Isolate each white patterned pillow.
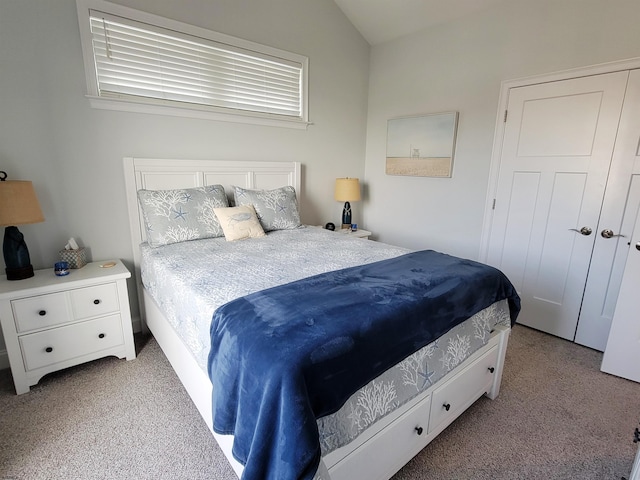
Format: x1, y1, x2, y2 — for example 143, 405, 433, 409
213, 205, 266, 241
137, 185, 228, 247
233, 186, 301, 232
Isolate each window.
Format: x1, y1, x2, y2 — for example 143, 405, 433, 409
76, 0, 309, 128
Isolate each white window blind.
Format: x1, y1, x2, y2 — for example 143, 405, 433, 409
87, 10, 304, 121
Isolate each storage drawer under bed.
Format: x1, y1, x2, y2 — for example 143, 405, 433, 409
429, 344, 499, 434
327, 335, 502, 480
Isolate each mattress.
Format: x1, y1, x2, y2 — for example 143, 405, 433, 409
140, 226, 512, 456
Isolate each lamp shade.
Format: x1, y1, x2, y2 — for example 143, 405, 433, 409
334, 178, 361, 202
0, 180, 44, 227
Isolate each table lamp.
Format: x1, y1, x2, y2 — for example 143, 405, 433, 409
334, 177, 361, 229
0, 171, 45, 280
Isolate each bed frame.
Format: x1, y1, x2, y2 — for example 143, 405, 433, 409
123, 157, 511, 480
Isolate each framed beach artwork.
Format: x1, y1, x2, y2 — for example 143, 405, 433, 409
386, 112, 458, 177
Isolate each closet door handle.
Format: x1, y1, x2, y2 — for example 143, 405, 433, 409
601, 229, 625, 239
569, 227, 592, 236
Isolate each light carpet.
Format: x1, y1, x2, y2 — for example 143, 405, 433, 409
0, 325, 638, 480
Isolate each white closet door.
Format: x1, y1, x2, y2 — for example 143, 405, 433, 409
601, 70, 640, 379
601, 175, 640, 382
486, 71, 628, 341
576, 69, 640, 350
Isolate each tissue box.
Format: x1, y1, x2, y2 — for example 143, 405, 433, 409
59, 248, 87, 269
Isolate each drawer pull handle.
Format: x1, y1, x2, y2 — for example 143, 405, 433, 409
39, 310, 47, 316
414, 426, 423, 436
93, 299, 101, 305
98, 333, 106, 339
443, 403, 451, 411
45, 347, 53, 353
488, 367, 495, 373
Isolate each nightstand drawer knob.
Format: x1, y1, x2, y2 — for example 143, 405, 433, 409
93, 299, 101, 305
38, 310, 47, 316
98, 333, 105, 339
488, 367, 495, 373
45, 347, 53, 353
443, 403, 451, 411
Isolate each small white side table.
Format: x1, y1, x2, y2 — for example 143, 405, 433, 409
0, 260, 136, 394
337, 228, 372, 240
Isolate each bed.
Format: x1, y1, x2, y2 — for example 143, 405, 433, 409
123, 157, 519, 480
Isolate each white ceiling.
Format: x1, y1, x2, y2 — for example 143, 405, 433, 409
333, 0, 506, 45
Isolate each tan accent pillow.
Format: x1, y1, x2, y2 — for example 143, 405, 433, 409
213, 205, 266, 241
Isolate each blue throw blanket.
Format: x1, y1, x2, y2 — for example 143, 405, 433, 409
208, 250, 520, 480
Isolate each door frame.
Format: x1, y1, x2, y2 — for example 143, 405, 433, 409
479, 56, 640, 262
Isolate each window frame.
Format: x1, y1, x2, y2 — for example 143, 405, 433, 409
76, 0, 310, 129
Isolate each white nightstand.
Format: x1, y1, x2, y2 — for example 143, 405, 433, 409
337, 228, 372, 240
0, 260, 136, 394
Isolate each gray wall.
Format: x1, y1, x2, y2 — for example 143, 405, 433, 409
0, 0, 370, 359
4, 0, 640, 365
363, 0, 640, 259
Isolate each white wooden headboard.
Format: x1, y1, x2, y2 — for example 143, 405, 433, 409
123, 157, 301, 325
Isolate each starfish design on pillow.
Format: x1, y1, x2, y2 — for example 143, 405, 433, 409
173, 206, 188, 221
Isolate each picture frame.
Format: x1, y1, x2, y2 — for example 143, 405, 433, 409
386, 112, 458, 177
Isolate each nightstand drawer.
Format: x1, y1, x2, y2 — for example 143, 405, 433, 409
19, 314, 125, 371
70, 283, 119, 320
12, 292, 70, 333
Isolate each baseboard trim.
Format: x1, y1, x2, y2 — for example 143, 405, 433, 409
132, 314, 142, 334
0, 348, 8, 371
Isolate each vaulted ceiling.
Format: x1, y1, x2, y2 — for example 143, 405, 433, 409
333, 0, 506, 45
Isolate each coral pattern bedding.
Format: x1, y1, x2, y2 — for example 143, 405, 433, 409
209, 250, 519, 480
140, 226, 518, 480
